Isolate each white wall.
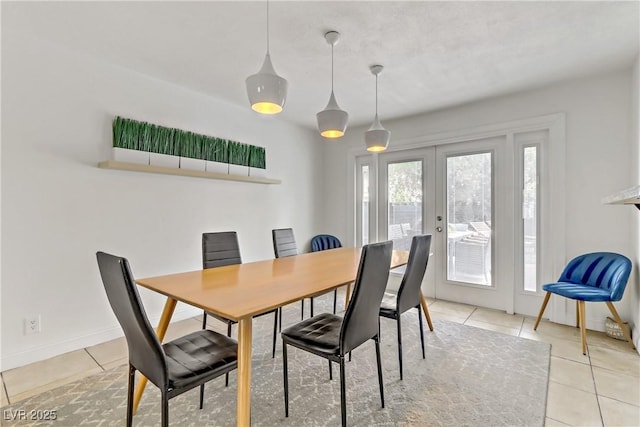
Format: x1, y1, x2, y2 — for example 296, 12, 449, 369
323, 68, 637, 330
631, 55, 640, 350
0, 29, 325, 371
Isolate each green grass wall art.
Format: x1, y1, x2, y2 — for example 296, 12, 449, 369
112, 116, 266, 170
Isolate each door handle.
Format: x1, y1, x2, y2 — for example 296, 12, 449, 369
436, 226, 443, 232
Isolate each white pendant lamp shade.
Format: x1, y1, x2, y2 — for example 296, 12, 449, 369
365, 65, 390, 152
365, 114, 390, 152
317, 91, 349, 138
317, 31, 348, 139
246, 0, 287, 115
246, 53, 288, 114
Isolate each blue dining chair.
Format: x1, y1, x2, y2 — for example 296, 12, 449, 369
534, 252, 635, 355
311, 234, 343, 314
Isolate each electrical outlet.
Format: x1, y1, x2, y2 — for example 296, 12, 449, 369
24, 315, 41, 334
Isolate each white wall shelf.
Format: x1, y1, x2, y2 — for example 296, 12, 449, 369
602, 185, 640, 209
98, 160, 281, 184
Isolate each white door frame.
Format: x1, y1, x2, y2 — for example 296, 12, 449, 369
347, 113, 566, 319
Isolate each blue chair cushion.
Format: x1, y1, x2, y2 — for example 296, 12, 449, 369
553, 252, 632, 302
542, 282, 615, 302
311, 234, 342, 252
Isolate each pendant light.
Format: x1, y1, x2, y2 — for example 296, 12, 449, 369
246, 0, 288, 115
317, 31, 349, 138
365, 65, 390, 152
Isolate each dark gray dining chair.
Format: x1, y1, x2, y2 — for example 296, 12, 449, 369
281, 240, 393, 427
202, 232, 278, 375
96, 252, 237, 427
379, 234, 432, 380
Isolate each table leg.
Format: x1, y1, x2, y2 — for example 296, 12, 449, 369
344, 283, 352, 308
237, 317, 253, 427
133, 297, 177, 414
419, 291, 434, 331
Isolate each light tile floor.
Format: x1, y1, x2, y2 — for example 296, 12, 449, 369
1, 299, 639, 426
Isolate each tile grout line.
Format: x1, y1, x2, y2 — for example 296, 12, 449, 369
1, 372, 10, 406
517, 316, 525, 337
84, 348, 106, 372
586, 345, 606, 426
463, 307, 477, 324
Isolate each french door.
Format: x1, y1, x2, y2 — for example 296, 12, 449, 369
433, 137, 512, 310
355, 132, 547, 315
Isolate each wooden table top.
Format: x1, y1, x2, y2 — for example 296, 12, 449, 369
136, 247, 409, 321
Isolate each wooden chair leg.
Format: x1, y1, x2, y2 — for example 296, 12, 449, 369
606, 301, 636, 349
576, 300, 580, 328
578, 300, 587, 355
534, 292, 551, 330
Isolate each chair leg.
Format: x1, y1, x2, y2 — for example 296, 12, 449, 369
397, 315, 403, 380
279, 307, 283, 332
126, 364, 135, 427
199, 384, 204, 409
578, 300, 587, 355
328, 360, 333, 380
283, 343, 289, 417
225, 321, 232, 387
272, 311, 278, 358
301, 300, 304, 320
374, 337, 385, 409
202, 311, 208, 329
339, 356, 347, 427
161, 390, 169, 427
310, 297, 314, 317
576, 300, 580, 328
533, 292, 551, 330
418, 306, 425, 359
606, 301, 636, 349
333, 289, 337, 314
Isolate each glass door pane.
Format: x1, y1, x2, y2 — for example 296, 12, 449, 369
387, 161, 423, 251
523, 146, 538, 292
446, 152, 492, 285
362, 165, 370, 245
356, 156, 374, 247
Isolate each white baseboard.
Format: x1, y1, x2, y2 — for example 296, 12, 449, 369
0, 306, 201, 372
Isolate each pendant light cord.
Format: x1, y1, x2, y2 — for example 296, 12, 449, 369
331, 43, 335, 92
375, 74, 379, 115
266, 0, 270, 53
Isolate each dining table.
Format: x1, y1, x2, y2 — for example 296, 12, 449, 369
132, 246, 431, 426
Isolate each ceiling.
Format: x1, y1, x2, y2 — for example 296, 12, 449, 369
4, 1, 639, 131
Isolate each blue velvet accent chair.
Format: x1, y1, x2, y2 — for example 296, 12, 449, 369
311, 234, 342, 252
311, 234, 344, 314
534, 252, 635, 355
